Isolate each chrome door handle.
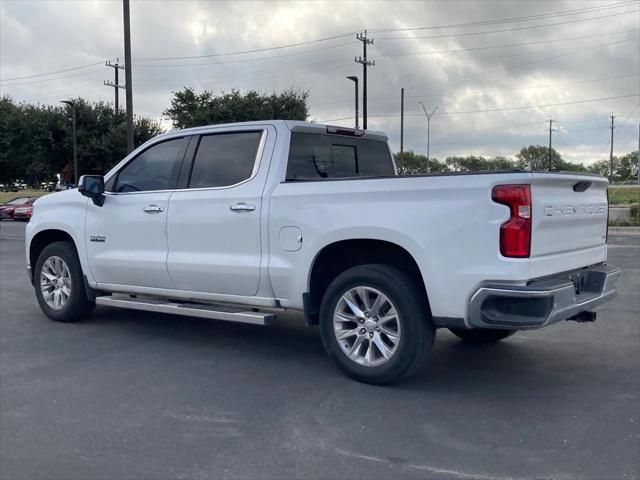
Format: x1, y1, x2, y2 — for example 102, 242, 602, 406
143, 205, 164, 213
230, 203, 256, 212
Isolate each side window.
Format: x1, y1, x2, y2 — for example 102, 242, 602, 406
286, 133, 394, 180
114, 138, 185, 193
188, 132, 262, 188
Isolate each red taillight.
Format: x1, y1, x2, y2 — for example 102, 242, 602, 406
492, 184, 531, 258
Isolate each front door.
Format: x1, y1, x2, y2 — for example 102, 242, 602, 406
167, 128, 272, 296
86, 137, 187, 289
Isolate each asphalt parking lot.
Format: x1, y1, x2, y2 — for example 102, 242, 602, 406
1, 221, 638, 480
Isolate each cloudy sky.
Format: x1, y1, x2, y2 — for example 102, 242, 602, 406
1, 0, 639, 165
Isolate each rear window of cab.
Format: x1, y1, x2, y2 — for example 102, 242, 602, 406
286, 133, 395, 181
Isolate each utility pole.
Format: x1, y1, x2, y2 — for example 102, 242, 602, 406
400, 88, 404, 174
104, 59, 125, 112
346, 76, 359, 129
60, 100, 78, 184
609, 113, 615, 181
123, 0, 134, 153
546, 117, 556, 171
418, 102, 438, 173
355, 31, 374, 130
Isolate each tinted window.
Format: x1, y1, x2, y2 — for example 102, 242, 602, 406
286, 133, 394, 180
115, 138, 185, 193
189, 132, 262, 188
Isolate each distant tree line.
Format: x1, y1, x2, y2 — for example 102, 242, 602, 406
164, 88, 308, 129
0, 97, 162, 185
395, 146, 639, 182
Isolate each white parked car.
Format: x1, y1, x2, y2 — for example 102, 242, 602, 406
25, 121, 620, 384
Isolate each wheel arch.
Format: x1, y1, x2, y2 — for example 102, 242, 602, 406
29, 229, 78, 282
305, 238, 430, 325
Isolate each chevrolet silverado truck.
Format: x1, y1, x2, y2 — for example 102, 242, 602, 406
26, 120, 621, 384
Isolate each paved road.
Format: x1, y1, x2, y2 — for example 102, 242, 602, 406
1, 221, 638, 480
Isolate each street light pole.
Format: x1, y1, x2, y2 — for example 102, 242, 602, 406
346, 76, 359, 129
61, 100, 78, 184
123, 0, 134, 153
418, 102, 438, 173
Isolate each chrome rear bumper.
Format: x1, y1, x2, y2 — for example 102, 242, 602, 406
468, 264, 621, 330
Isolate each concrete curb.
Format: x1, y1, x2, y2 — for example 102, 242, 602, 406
609, 227, 640, 235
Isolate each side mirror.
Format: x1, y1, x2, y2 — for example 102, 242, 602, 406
78, 175, 105, 206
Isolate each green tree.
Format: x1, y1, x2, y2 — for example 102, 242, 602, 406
0, 96, 162, 185
615, 151, 639, 182
446, 155, 490, 172
588, 152, 640, 181
164, 88, 309, 128
516, 145, 563, 170
394, 150, 447, 174
491, 156, 517, 170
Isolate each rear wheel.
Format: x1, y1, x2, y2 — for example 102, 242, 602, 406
449, 328, 515, 344
319, 264, 435, 385
34, 241, 95, 322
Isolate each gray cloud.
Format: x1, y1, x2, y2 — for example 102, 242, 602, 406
1, 0, 638, 164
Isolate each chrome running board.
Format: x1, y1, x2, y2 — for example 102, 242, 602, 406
95, 295, 276, 326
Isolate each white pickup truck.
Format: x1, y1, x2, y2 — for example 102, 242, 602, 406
26, 120, 621, 384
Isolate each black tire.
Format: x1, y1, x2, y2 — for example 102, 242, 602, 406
448, 328, 515, 344
34, 241, 95, 322
319, 264, 435, 385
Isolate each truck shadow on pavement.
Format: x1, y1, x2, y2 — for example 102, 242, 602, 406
82, 305, 590, 394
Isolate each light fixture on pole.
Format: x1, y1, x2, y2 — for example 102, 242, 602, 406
418, 102, 438, 173
60, 100, 78, 185
346, 76, 359, 129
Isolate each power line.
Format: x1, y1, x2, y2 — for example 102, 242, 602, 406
0, 61, 106, 82
9, 85, 107, 103
416, 119, 638, 149
10, 35, 602, 88
133, 32, 358, 62
0, 68, 105, 87
376, 29, 638, 62
2, 3, 635, 83
376, 8, 639, 41
320, 93, 639, 123
370, 1, 636, 33
131, 41, 357, 68
132, 60, 354, 88
134, 2, 636, 62
405, 37, 636, 90
313, 73, 639, 108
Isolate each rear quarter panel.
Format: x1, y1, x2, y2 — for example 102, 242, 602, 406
268, 173, 534, 319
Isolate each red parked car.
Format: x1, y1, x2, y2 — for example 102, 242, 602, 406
13, 205, 34, 221
0, 197, 36, 220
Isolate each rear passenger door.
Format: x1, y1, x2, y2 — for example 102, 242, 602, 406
166, 127, 273, 296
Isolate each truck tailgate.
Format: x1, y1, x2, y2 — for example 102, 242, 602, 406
529, 173, 609, 276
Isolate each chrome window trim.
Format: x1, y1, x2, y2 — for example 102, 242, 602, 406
104, 129, 267, 196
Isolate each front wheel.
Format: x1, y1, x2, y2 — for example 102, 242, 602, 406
319, 264, 435, 385
34, 241, 95, 322
448, 328, 515, 344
